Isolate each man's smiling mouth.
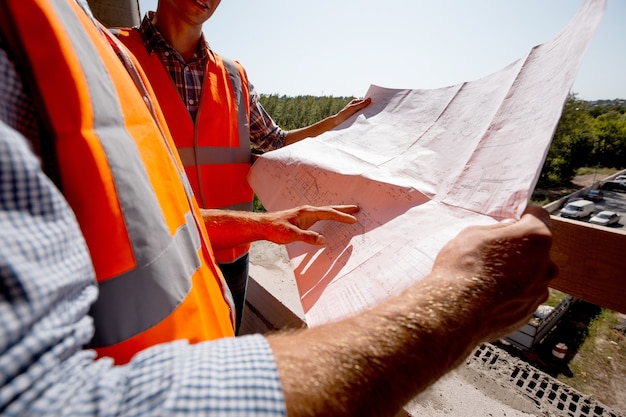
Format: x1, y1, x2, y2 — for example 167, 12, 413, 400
194, 0, 209, 10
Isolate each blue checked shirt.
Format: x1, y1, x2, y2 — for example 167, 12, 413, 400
0, 39, 285, 416
138, 12, 287, 152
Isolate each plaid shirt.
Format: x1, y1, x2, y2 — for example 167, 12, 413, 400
1, 32, 285, 416
138, 13, 287, 152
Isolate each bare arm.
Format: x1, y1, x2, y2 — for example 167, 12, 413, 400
284, 98, 372, 145
201, 204, 359, 251
267, 206, 556, 417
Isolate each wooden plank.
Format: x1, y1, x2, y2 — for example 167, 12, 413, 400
549, 215, 626, 314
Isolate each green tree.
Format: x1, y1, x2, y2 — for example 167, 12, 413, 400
590, 110, 626, 169
538, 94, 595, 186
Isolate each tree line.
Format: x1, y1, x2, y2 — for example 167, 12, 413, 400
539, 95, 626, 187
259, 93, 626, 188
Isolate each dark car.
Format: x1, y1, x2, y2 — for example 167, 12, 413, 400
600, 180, 626, 192
565, 196, 583, 204
584, 189, 604, 202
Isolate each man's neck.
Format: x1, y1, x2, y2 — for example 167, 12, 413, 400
151, 12, 203, 62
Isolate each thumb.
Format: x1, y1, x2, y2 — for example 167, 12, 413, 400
296, 229, 326, 245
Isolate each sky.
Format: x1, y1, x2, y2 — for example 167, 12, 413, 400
138, 0, 626, 101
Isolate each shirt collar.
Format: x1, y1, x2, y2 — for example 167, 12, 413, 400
138, 11, 209, 63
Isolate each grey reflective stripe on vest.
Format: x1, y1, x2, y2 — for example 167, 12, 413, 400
51, 0, 199, 347
89, 213, 201, 346
222, 57, 250, 152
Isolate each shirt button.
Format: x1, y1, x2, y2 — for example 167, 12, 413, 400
189, 99, 195, 105
164, 51, 169, 57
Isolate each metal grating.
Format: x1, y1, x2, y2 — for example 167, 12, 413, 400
469, 344, 623, 417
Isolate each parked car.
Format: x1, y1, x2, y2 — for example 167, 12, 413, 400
588, 210, 621, 226
600, 180, 626, 192
615, 175, 626, 181
584, 189, 604, 202
560, 200, 595, 219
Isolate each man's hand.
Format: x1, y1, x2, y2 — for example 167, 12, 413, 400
428, 205, 558, 343
334, 97, 372, 125
260, 204, 359, 245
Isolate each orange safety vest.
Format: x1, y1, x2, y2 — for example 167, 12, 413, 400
2, 0, 235, 365
118, 29, 253, 264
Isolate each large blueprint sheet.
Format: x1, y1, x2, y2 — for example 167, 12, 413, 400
248, 0, 606, 327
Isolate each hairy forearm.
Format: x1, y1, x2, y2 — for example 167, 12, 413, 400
201, 209, 268, 250
267, 277, 483, 417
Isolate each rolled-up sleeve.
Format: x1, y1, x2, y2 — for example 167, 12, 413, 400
119, 336, 285, 416
19, 337, 286, 416
248, 84, 287, 153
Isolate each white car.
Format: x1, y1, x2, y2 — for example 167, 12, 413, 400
588, 210, 621, 226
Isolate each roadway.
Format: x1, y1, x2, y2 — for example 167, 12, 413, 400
549, 178, 626, 228
560, 189, 626, 228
